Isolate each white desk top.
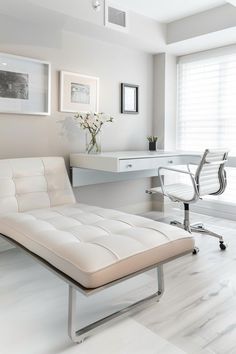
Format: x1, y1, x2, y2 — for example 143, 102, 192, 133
70, 150, 236, 186
71, 150, 200, 160
70, 150, 201, 173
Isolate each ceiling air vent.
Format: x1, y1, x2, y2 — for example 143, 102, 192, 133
105, 1, 128, 32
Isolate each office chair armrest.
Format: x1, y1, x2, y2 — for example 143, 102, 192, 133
158, 166, 195, 176
158, 166, 199, 202
205, 159, 228, 165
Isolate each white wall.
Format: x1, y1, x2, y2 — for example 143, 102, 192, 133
152, 53, 177, 211
153, 54, 165, 150
0, 17, 154, 213
153, 53, 177, 151
164, 54, 177, 151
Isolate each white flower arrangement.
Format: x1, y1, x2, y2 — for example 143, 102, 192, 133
75, 112, 114, 153
75, 112, 113, 131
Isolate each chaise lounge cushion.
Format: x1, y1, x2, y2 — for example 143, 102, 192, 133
0, 157, 75, 214
0, 157, 194, 289
0, 203, 194, 288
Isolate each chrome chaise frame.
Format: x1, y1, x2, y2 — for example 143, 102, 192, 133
0, 233, 192, 343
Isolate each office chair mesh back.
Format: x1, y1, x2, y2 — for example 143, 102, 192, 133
195, 149, 228, 197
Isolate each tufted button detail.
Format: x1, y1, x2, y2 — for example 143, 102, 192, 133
0, 157, 194, 289
0, 202, 194, 289
0, 157, 75, 214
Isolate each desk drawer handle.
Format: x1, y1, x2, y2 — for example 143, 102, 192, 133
127, 164, 133, 168
168, 160, 173, 164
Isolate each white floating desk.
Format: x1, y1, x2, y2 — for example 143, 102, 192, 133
70, 151, 202, 187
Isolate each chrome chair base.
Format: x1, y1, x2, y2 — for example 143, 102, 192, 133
170, 220, 227, 252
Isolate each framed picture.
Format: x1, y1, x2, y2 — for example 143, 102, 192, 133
60, 71, 99, 113
0, 53, 50, 115
121, 83, 139, 114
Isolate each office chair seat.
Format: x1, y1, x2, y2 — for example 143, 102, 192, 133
148, 184, 195, 202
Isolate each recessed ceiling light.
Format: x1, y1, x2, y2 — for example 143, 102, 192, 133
225, 0, 236, 6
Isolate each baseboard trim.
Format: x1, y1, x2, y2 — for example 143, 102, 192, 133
163, 198, 236, 221
191, 200, 236, 221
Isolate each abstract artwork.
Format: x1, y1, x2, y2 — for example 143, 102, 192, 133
0, 53, 50, 115
0, 70, 29, 100
71, 83, 90, 104
60, 71, 99, 113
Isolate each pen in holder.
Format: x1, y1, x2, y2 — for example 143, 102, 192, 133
147, 136, 158, 151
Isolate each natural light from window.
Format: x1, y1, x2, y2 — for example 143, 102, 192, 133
177, 52, 236, 204
177, 53, 236, 152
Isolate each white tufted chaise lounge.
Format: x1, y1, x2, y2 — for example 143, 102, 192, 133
0, 157, 194, 342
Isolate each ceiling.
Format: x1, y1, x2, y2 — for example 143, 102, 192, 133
0, 0, 235, 55
114, 0, 226, 23
0, 0, 228, 27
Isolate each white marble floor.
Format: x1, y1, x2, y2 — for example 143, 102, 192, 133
0, 209, 236, 354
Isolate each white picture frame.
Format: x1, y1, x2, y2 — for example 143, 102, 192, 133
60, 71, 99, 113
0, 53, 51, 115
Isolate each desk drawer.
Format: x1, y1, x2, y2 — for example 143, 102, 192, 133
119, 156, 182, 172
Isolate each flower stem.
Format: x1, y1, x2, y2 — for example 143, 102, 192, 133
87, 129, 101, 153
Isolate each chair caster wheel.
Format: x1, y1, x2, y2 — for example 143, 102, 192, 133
192, 247, 199, 255
219, 242, 227, 251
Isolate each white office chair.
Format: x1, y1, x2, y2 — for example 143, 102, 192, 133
146, 149, 229, 254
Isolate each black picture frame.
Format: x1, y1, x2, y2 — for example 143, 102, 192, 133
121, 83, 139, 114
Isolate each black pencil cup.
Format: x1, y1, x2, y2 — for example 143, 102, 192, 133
149, 142, 156, 151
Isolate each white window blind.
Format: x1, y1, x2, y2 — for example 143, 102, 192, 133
177, 51, 236, 204
177, 53, 236, 153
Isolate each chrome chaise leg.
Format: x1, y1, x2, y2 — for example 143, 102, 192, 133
68, 265, 164, 343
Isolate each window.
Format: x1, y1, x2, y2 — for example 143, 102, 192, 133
177, 51, 236, 205
177, 52, 236, 153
